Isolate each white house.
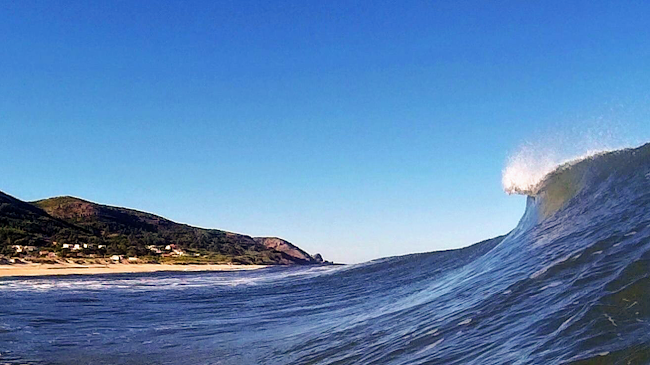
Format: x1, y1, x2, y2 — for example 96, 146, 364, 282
146, 245, 162, 254
11, 245, 36, 253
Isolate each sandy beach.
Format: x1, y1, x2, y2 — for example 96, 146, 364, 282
0, 262, 267, 278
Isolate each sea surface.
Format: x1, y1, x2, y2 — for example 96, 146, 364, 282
2, 145, 650, 364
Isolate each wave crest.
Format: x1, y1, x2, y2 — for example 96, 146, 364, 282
502, 144, 613, 195
505, 143, 650, 227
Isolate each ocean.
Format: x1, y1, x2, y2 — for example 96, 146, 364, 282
1, 144, 650, 364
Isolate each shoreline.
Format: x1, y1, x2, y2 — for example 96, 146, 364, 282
0, 263, 268, 278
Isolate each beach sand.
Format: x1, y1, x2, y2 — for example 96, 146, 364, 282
0, 263, 267, 278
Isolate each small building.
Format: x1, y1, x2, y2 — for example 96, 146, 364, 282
127, 257, 138, 262
62, 243, 71, 249
110, 255, 123, 262
72, 244, 82, 251
12, 245, 37, 253
146, 245, 162, 254
98, 245, 106, 249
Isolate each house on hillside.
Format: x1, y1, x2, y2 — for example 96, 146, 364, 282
12, 245, 37, 253
163, 244, 184, 256
146, 245, 162, 254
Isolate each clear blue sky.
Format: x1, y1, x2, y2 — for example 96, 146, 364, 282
2, 1, 650, 263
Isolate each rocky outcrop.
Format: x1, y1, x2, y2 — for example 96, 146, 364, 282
253, 237, 327, 264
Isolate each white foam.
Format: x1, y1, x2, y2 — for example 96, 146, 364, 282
501, 136, 622, 195
502, 143, 563, 194
0, 266, 340, 292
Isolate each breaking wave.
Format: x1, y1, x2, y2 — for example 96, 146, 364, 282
2, 144, 650, 364
502, 147, 612, 196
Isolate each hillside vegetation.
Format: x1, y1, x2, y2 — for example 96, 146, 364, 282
0, 191, 324, 265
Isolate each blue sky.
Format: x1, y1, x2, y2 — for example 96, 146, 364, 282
2, 1, 650, 263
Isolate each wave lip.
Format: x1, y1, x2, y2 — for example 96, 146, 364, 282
502, 155, 559, 196
506, 143, 650, 224
502, 147, 614, 196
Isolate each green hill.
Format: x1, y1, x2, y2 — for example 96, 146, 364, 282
0, 191, 323, 265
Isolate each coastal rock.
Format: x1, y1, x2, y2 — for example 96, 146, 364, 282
253, 237, 324, 264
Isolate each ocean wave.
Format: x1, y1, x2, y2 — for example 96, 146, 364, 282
2, 144, 650, 364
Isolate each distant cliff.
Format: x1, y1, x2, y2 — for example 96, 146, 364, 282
254, 237, 326, 264
0, 191, 325, 265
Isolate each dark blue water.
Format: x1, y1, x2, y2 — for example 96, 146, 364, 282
2, 145, 650, 364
